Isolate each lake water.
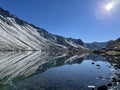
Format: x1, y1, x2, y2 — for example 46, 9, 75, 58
0, 51, 120, 90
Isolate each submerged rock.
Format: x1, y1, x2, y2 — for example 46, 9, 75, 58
112, 78, 117, 82
97, 85, 107, 90
107, 83, 112, 87
96, 64, 100, 66
91, 62, 95, 64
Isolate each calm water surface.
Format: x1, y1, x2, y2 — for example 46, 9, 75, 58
0, 51, 120, 90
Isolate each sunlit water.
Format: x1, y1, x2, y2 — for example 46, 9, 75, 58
0, 52, 120, 90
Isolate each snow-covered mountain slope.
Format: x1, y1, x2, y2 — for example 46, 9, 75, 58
0, 8, 57, 51
0, 7, 87, 51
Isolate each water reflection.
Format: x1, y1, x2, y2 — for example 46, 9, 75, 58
0, 52, 119, 90
0, 51, 87, 83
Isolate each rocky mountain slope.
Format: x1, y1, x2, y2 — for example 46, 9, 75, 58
0, 7, 87, 51
106, 38, 120, 50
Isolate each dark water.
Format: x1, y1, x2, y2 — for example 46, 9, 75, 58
0, 51, 120, 90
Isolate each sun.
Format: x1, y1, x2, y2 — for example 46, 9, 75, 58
105, 3, 114, 11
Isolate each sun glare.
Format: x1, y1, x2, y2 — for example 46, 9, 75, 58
105, 3, 114, 11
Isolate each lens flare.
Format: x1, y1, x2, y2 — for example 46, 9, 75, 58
95, 0, 119, 20
105, 3, 114, 11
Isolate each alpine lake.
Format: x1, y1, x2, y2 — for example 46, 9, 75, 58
0, 51, 120, 90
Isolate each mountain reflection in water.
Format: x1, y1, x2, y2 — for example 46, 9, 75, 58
0, 51, 120, 90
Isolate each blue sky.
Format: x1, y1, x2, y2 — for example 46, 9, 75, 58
0, 0, 120, 42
